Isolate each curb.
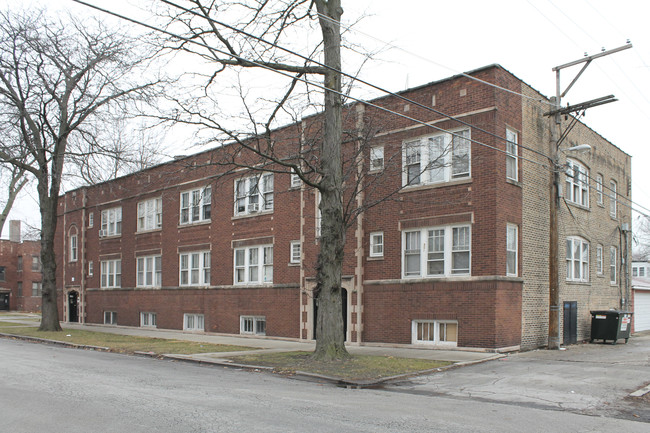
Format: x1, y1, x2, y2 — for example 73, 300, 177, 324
1, 332, 502, 388
0, 332, 110, 352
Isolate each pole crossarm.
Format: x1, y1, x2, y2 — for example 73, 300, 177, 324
544, 95, 617, 117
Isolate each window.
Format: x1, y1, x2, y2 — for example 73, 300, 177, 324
610, 246, 617, 284
140, 312, 157, 328
370, 146, 384, 172
137, 255, 162, 287
88, 212, 94, 228
100, 259, 121, 288
234, 245, 273, 285
402, 225, 471, 278
566, 237, 589, 282
32, 282, 42, 297
402, 129, 471, 187
506, 128, 518, 181
641, 267, 646, 277
290, 241, 301, 264
17, 256, 23, 271
100, 207, 122, 237
88, 261, 94, 277
184, 313, 205, 331
290, 170, 301, 188
565, 160, 588, 207
596, 245, 603, 275
369, 232, 384, 258
412, 320, 458, 346
69, 233, 78, 262
633, 267, 638, 277
31, 256, 40, 271
104, 311, 117, 325
609, 180, 617, 218
0, 266, 5, 281
179, 251, 211, 286
137, 197, 162, 231
595, 174, 603, 205
506, 224, 518, 276
240, 316, 266, 335
180, 186, 211, 225
17, 282, 22, 297
235, 174, 273, 216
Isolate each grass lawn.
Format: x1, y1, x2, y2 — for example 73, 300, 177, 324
0, 326, 257, 355
227, 351, 452, 381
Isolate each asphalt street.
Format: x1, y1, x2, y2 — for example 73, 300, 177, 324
1, 337, 648, 433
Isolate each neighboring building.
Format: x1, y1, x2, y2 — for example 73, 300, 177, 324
0, 220, 42, 312
632, 260, 650, 332
55, 65, 632, 350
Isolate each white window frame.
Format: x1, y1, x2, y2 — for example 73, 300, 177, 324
370, 146, 384, 172
234, 245, 273, 285
412, 320, 458, 346
137, 255, 162, 288
369, 231, 384, 258
234, 173, 274, 216
69, 233, 78, 262
180, 186, 211, 225
506, 224, 518, 276
88, 212, 94, 228
609, 180, 617, 218
640, 267, 646, 277
610, 246, 617, 285
138, 197, 162, 231
506, 128, 518, 181
290, 241, 301, 264
240, 315, 266, 335
104, 311, 117, 325
32, 282, 42, 297
290, 170, 301, 188
100, 207, 122, 237
88, 261, 94, 277
140, 312, 157, 328
596, 244, 603, 275
179, 251, 211, 287
565, 160, 589, 207
595, 174, 603, 205
566, 236, 589, 282
184, 313, 205, 331
100, 259, 121, 288
402, 225, 471, 278
402, 129, 471, 187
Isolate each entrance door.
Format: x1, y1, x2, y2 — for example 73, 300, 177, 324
563, 301, 577, 345
68, 291, 79, 323
0, 293, 9, 310
312, 289, 347, 341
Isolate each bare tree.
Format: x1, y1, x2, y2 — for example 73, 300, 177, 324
0, 8, 161, 331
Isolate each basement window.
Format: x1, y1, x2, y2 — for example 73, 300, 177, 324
240, 316, 266, 336
412, 320, 458, 346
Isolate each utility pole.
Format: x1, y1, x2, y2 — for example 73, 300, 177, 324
546, 43, 632, 349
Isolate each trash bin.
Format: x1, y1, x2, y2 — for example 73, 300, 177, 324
590, 310, 633, 344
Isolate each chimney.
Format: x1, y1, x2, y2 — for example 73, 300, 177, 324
9, 220, 21, 243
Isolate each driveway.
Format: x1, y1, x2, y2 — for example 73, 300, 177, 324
396, 332, 650, 421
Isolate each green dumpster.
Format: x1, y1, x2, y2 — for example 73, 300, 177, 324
590, 310, 633, 344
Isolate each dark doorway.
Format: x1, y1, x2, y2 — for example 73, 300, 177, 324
68, 291, 79, 323
0, 293, 9, 310
312, 288, 347, 341
563, 301, 577, 345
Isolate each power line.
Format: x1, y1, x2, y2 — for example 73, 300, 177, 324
72, 0, 650, 219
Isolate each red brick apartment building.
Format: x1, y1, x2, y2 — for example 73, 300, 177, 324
0, 220, 42, 312
55, 65, 631, 350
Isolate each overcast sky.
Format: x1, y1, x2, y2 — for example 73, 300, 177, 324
4, 0, 650, 238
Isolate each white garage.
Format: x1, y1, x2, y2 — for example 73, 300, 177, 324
633, 289, 650, 332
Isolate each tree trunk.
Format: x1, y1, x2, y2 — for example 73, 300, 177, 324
313, 0, 348, 360
37, 172, 61, 332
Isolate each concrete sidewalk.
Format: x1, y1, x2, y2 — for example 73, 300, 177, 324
59, 320, 501, 364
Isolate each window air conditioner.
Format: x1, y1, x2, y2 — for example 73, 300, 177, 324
248, 203, 259, 213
